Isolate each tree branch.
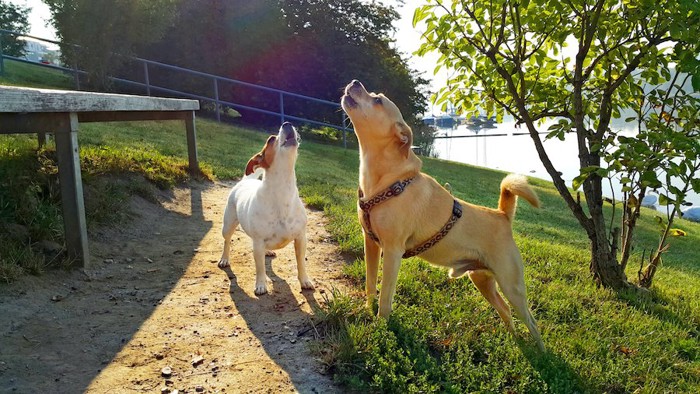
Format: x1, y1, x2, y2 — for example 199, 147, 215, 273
595, 36, 673, 139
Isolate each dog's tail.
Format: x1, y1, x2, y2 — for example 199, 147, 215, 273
498, 174, 540, 222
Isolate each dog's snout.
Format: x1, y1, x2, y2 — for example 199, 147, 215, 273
346, 79, 365, 95
350, 80, 364, 91
281, 122, 294, 132
279, 121, 299, 147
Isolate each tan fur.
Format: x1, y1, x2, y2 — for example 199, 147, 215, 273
341, 80, 544, 350
499, 174, 540, 222
245, 135, 278, 175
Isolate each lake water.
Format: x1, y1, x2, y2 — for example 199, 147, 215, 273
431, 117, 700, 208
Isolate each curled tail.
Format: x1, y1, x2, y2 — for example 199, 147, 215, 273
498, 174, 540, 222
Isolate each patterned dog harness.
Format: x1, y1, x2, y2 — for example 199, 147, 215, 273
358, 177, 463, 258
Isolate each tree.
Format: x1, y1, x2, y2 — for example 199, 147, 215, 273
609, 70, 700, 288
0, 0, 30, 57
415, 0, 700, 289
43, 0, 430, 132
138, 0, 430, 130
275, 0, 429, 127
44, 0, 179, 90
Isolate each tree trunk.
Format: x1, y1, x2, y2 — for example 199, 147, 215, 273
589, 232, 630, 289
584, 170, 631, 289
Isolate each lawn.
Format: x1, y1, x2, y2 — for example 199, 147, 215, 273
1, 61, 699, 393
0, 59, 74, 89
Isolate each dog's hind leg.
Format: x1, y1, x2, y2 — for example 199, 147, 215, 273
218, 204, 239, 268
252, 239, 269, 295
490, 249, 544, 351
294, 233, 314, 290
468, 269, 515, 334
364, 233, 381, 309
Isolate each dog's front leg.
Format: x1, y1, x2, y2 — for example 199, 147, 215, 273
252, 240, 268, 295
377, 248, 402, 318
294, 234, 314, 290
364, 233, 381, 309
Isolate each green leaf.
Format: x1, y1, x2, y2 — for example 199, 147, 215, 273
691, 178, 700, 193
412, 5, 428, 26
692, 73, 700, 91
572, 174, 587, 191
546, 123, 565, 141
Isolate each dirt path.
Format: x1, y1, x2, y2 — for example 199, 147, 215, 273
0, 181, 350, 393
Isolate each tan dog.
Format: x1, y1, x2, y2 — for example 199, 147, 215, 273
341, 80, 544, 350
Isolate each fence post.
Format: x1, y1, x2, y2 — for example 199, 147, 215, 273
279, 92, 285, 124
72, 52, 80, 90
213, 77, 220, 122
342, 112, 349, 149
0, 33, 5, 76
143, 60, 151, 96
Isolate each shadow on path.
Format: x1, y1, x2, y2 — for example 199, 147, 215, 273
222, 251, 339, 393
0, 182, 211, 393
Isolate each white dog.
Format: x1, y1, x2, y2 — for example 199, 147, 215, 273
218, 122, 314, 295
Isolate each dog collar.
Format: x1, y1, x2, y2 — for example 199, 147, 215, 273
358, 177, 462, 258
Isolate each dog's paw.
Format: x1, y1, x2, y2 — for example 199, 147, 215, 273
254, 282, 268, 296
217, 258, 230, 268
265, 250, 277, 257
299, 276, 315, 290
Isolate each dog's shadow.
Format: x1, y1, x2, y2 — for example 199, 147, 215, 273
515, 340, 588, 393
221, 255, 327, 390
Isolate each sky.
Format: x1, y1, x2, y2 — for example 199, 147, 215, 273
6, 0, 56, 40
382, 0, 446, 92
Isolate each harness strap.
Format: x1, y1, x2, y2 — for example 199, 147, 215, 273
358, 177, 463, 258
403, 200, 462, 258
358, 177, 414, 244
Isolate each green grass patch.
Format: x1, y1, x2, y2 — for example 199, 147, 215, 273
0, 59, 74, 89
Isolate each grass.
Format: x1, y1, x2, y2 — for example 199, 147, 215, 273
0, 59, 74, 89
309, 156, 700, 393
2, 61, 700, 392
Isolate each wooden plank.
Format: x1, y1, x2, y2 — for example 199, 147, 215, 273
78, 110, 188, 123
184, 110, 199, 174
54, 113, 90, 267
0, 112, 71, 134
0, 86, 199, 113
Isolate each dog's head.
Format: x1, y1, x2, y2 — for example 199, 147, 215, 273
245, 122, 300, 175
341, 80, 413, 158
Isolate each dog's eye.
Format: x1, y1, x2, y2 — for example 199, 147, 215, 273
373, 97, 382, 105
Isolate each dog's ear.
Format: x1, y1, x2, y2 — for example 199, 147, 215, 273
245, 153, 264, 175
393, 122, 413, 158
244, 136, 277, 175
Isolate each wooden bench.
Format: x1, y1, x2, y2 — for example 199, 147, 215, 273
0, 86, 200, 268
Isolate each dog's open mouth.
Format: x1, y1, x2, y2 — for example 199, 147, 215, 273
343, 94, 358, 108
281, 132, 300, 147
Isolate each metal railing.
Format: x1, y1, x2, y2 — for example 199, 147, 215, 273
0, 29, 352, 147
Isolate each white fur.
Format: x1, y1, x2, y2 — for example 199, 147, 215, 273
218, 124, 313, 295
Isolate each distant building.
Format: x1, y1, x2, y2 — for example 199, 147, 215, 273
423, 114, 464, 128
21, 39, 61, 65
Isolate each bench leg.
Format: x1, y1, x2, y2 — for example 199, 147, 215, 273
184, 110, 199, 175
38, 132, 48, 148
54, 113, 90, 268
